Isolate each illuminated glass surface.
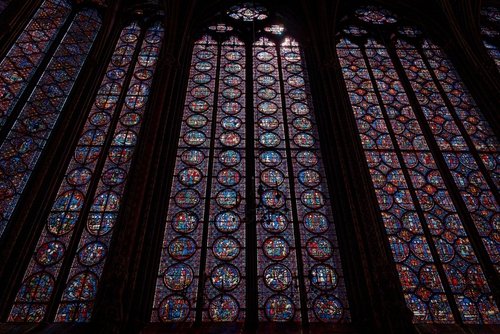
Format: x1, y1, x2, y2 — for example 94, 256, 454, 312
7, 22, 141, 322
0, 0, 71, 130
480, 6, 500, 69
153, 31, 350, 323
337, 7, 500, 324
54, 22, 164, 322
0, 8, 102, 237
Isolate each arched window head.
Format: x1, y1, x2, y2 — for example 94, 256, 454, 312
480, 6, 500, 70
152, 4, 350, 324
337, 5, 500, 325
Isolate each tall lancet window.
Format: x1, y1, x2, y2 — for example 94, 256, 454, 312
480, 6, 500, 69
152, 2, 350, 324
8, 20, 164, 323
0, 0, 102, 236
337, 6, 499, 324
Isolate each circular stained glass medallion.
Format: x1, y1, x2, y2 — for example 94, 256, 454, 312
290, 102, 309, 115
197, 50, 214, 60
175, 189, 200, 208
259, 150, 282, 167
355, 6, 398, 25
209, 295, 239, 321
195, 61, 212, 72
222, 87, 242, 99
172, 211, 198, 234
186, 114, 208, 129
256, 51, 274, 61
35, 241, 65, 266
261, 189, 285, 209
306, 237, 333, 261
181, 149, 204, 166
303, 212, 329, 234
219, 150, 241, 167
225, 63, 242, 74
216, 189, 240, 209
189, 100, 209, 113
66, 167, 92, 186
158, 295, 190, 322
258, 88, 277, 100
164, 263, 193, 291
221, 116, 242, 131
191, 86, 211, 99
220, 132, 241, 147
223, 75, 242, 86
265, 295, 295, 321
262, 212, 288, 233
310, 264, 337, 290
257, 75, 276, 86
192, 73, 211, 84
298, 169, 321, 187
261, 168, 284, 187
213, 237, 240, 261
215, 211, 241, 233
264, 264, 292, 291
289, 89, 306, 100
168, 236, 197, 261
292, 117, 312, 131
90, 112, 111, 126
296, 150, 318, 167
284, 52, 300, 62
257, 101, 278, 115
294, 133, 315, 148
287, 75, 305, 87
257, 63, 275, 74
259, 132, 280, 147
313, 295, 343, 322
183, 130, 206, 146
102, 167, 127, 186
77, 241, 107, 266
222, 101, 242, 115
263, 236, 290, 261
225, 51, 242, 61
211, 264, 240, 291
285, 63, 302, 74
258, 116, 279, 130
178, 167, 203, 186
301, 189, 325, 209
217, 168, 241, 186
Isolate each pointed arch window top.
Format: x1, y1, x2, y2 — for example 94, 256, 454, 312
355, 6, 398, 25
227, 2, 268, 21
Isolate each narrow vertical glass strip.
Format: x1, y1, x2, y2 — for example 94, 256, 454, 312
365, 41, 499, 324
151, 35, 218, 323
421, 41, 500, 187
7, 22, 140, 323
202, 37, 246, 321
254, 37, 301, 322
280, 37, 350, 323
396, 39, 500, 274
480, 7, 500, 69
337, 37, 453, 323
0, 0, 72, 129
54, 22, 164, 322
0, 8, 102, 236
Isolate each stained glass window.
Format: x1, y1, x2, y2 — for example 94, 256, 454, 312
8, 21, 164, 323
480, 6, 500, 69
153, 11, 349, 323
337, 6, 500, 324
0, 2, 101, 237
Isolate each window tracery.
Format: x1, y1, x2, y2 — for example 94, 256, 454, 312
337, 6, 500, 324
